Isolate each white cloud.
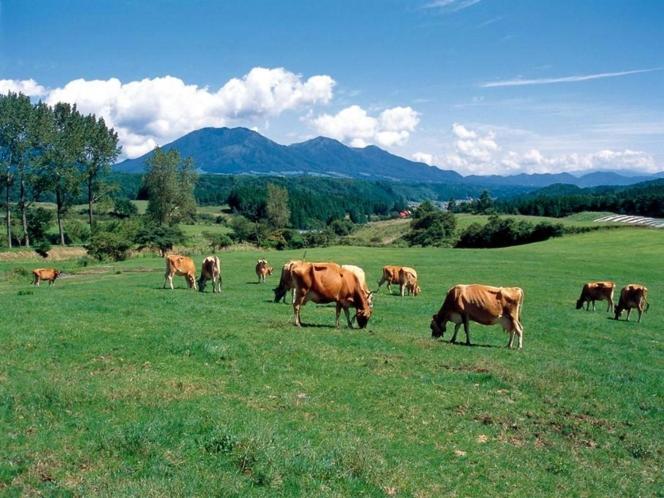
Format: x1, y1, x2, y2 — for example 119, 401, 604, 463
423, 0, 481, 13
27, 67, 335, 158
481, 67, 662, 88
0, 79, 47, 96
412, 152, 434, 165
312, 105, 420, 148
440, 123, 658, 175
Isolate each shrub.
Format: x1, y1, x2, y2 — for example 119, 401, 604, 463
26, 207, 53, 243
33, 240, 52, 258
112, 198, 139, 218
328, 218, 355, 236
456, 215, 565, 248
64, 219, 91, 244
404, 201, 456, 247
134, 223, 186, 256
203, 231, 233, 251
86, 230, 133, 261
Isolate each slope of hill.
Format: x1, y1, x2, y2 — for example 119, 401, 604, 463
114, 126, 662, 187
116, 127, 461, 183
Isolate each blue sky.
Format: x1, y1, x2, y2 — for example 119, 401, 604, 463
1, 0, 663, 174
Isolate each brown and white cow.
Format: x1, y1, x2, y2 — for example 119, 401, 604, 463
273, 260, 304, 303
198, 256, 221, 293
256, 259, 273, 283
430, 284, 525, 349
614, 284, 649, 322
377, 265, 402, 294
164, 255, 197, 290
32, 268, 61, 287
576, 281, 615, 312
291, 262, 372, 329
399, 266, 421, 297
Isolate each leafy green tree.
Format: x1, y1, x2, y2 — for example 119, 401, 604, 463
86, 221, 136, 261
404, 202, 457, 247
202, 231, 233, 250
112, 198, 139, 218
0, 92, 34, 247
473, 190, 494, 214
144, 148, 198, 225
134, 222, 186, 256
80, 114, 120, 227
35, 102, 85, 245
265, 183, 290, 228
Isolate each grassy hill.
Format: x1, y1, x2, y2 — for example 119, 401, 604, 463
0, 229, 662, 495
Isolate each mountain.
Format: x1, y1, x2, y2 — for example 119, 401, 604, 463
115, 127, 462, 183
114, 126, 661, 187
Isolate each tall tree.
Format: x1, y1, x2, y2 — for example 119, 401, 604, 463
265, 183, 290, 228
0, 93, 33, 247
144, 148, 197, 225
80, 115, 120, 227
40, 103, 85, 245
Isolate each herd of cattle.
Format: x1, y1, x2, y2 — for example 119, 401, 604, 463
29, 256, 651, 349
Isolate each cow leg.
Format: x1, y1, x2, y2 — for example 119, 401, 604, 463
637, 306, 643, 323
626, 308, 631, 321
344, 307, 353, 328
585, 300, 589, 311
387, 282, 392, 294
166, 274, 174, 290
335, 303, 342, 328
592, 300, 596, 311
463, 315, 471, 345
290, 288, 295, 305
450, 323, 461, 343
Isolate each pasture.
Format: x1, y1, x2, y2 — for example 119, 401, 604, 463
0, 228, 662, 496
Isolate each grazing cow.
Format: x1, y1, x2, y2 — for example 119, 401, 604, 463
576, 281, 615, 312
377, 265, 402, 294
430, 284, 525, 349
164, 255, 197, 290
399, 266, 421, 297
614, 284, 649, 322
32, 268, 61, 287
256, 259, 273, 283
274, 260, 304, 303
198, 256, 221, 293
341, 264, 374, 308
291, 262, 372, 329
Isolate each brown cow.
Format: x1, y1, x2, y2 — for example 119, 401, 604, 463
576, 281, 615, 312
430, 284, 525, 349
164, 255, 197, 290
399, 266, 421, 297
256, 259, 273, 283
198, 256, 221, 293
274, 260, 303, 303
614, 284, 649, 322
291, 262, 372, 329
32, 268, 61, 287
377, 265, 402, 294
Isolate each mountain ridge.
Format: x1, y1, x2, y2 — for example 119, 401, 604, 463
114, 126, 662, 188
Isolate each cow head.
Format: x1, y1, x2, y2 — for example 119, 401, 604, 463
54, 270, 62, 279
575, 298, 585, 310
613, 305, 624, 320
430, 314, 445, 338
273, 285, 287, 303
198, 276, 206, 292
413, 285, 422, 296
356, 308, 371, 329
267, 266, 273, 276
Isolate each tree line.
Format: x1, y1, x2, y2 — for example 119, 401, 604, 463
0, 92, 119, 248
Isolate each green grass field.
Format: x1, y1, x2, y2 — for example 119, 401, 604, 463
1, 228, 662, 496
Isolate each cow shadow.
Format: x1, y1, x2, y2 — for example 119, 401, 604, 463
442, 340, 497, 348
296, 323, 340, 329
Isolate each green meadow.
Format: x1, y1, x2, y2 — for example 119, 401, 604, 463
0, 228, 662, 496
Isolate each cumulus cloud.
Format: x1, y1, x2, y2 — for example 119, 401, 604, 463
312, 105, 420, 148
2, 68, 335, 158
412, 152, 434, 165
0, 79, 47, 97
430, 123, 659, 175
